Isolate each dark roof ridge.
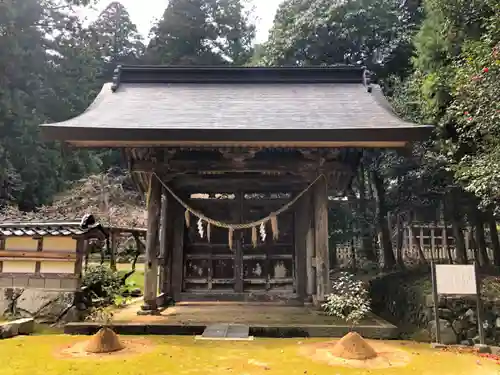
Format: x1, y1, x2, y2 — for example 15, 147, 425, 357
110, 64, 369, 91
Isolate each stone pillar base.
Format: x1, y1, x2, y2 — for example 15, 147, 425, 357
137, 308, 161, 316
137, 300, 160, 315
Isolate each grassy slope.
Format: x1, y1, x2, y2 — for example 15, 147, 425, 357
2, 336, 497, 375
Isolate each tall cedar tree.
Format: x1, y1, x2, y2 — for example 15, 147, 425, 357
146, 0, 255, 65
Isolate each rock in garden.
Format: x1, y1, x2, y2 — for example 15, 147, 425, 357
438, 308, 454, 320
466, 328, 478, 339
15, 318, 35, 335
460, 339, 473, 346
452, 318, 469, 333
60, 306, 82, 323
16, 290, 74, 323
0, 291, 10, 317
428, 319, 457, 345
0, 322, 19, 339
464, 309, 476, 323
130, 288, 142, 297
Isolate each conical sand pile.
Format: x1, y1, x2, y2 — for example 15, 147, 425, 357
85, 327, 125, 354
330, 332, 378, 360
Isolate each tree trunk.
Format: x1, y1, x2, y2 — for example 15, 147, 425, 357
488, 212, 500, 267
357, 163, 377, 262
120, 234, 144, 285
447, 193, 467, 264
395, 214, 405, 268
410, 220, 427, 264
109, 232, 117, 272
371, 170, 396, 269
473, 210, 489, 268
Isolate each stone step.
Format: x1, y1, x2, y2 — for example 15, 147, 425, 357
196, 324, 253, 341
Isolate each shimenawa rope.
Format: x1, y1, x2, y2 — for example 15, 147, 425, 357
151, 172, 325, 230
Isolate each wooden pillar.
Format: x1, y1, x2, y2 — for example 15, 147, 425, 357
74, 238, 85, 290
171, 201, 185, 301
158, 192, 168, 296
294, 193, 309, 301
140, 174, 162, 314
162, 192, 175, 296
234, 192, 243, 293
306, 191, 316, 299
313, 177, 330, 304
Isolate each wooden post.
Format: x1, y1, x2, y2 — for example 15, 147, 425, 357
163, 192, 175, 296
306, 210, 316, 299
313, 176, 330, 304
431, 227, 436, 262
171, 201, 185, 301
159, 192, 168, 296
430, 261, 441, 344
474, 261, 486, 345
110, 231, 117, 272
140, 174, 162, 314
294, 193, 309, 301
420, 226, 425, 258
74, 239, 85, 290
234, 192, 244, 293
409, 226, 414, 253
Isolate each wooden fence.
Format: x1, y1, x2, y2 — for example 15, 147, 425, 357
334, 223, 497, 268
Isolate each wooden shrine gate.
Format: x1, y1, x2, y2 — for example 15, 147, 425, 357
182, 193, 296, 300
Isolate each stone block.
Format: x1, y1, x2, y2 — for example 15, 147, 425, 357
44, 278, 61, 289
428, 319, 457, 345
475, 344, 492, 353
0, 277, 13, 287
0, 321, 19, 339
28, 278, 45, 288
15, 318, 35, 335
12, 277, 29, 288
60, 278, 77, 290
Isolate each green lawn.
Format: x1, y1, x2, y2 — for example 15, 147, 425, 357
1, 335, 498, 375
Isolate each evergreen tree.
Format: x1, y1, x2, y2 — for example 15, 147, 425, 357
146, 0, 255, 65
91, 1, 145, 79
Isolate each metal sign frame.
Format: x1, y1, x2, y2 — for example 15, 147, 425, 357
430, 261, 485, 345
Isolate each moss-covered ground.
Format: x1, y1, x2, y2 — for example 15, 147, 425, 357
1, 335, 498, 375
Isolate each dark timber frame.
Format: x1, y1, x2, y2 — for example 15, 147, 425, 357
39, 65, 433, 314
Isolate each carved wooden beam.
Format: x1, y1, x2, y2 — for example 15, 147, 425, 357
130, 159, 353, 175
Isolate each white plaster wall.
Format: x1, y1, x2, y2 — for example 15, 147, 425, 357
2, 260, 36, 273
40, 261, 75, 274
42, 237, 77, 252
5, 237, 38, 251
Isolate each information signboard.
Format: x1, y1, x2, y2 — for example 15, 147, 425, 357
435, 264, 477, 295
430, 262, 484, 346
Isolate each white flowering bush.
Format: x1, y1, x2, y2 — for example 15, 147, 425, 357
322, 272, 371, 329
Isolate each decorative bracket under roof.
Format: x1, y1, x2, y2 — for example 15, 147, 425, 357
111, 65, 123, 92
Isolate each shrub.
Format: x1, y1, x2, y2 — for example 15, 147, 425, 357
85, 306, 115, 326
82, 265, 122, 304
322, 272, 371, 329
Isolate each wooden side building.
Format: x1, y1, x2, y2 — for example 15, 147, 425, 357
40, 65, 432, 313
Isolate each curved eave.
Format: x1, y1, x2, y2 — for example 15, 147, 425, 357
40, 82, 434, 149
